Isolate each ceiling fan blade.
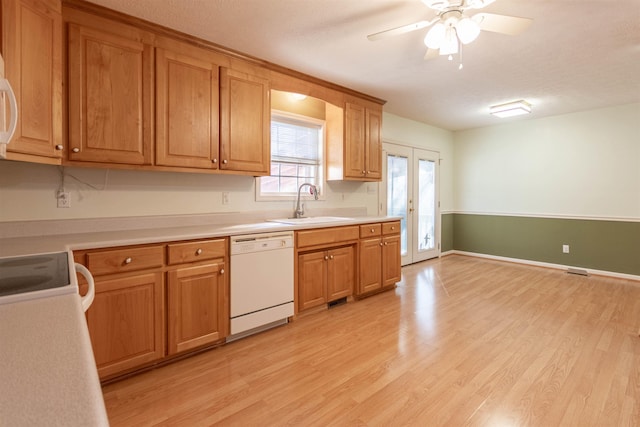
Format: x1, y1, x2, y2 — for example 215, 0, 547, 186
424, 48, 439, 60
472, 13, 532, 36
367, 18, 438, 41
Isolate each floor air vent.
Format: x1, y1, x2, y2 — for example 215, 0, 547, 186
328, 297, 347, 308
567, 267, 589, 276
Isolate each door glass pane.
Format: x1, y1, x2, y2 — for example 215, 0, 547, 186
387, 155, 408, 256
418, 159, 435, 252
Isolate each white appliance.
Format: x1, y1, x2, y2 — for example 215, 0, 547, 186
0, 53, 18, 159
0, 251, 95, 312
229, 231, 294, 339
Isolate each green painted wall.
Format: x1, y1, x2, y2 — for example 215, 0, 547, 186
441, 213, 454, 252
451, 214, 640, 276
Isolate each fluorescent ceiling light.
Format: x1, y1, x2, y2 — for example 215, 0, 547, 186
490, 100, 532, 118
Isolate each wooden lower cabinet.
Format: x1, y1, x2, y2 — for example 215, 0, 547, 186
358, 222, 401, 296
167, 262, 228, 355
382, 234, 401, 286
327, 246, 355, 301
77, 238, 229, 380
298, 245, 354, 312
86, 272, 164, 379
359, 237, 383, 294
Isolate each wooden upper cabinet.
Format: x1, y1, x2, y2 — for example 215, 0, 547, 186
1, 0, 62, 163
155, 46, 219, 169
327, 101, 383, 182
67, 22, 153, 165
344, 102, 382, 181
344, 102, 366, 179
219, 67, 270, 175
365, 107, 382, 180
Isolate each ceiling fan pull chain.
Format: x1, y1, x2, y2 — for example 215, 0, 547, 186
459, 40, 464, 70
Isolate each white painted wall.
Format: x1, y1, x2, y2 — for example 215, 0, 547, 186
453, 103, 640, 219
381, 112, 455, 212
0, 161, 381, 222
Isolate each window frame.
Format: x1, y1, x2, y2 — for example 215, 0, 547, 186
255, 110, 326, 202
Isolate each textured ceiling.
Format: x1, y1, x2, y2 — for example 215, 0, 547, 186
85, 0, 640, 131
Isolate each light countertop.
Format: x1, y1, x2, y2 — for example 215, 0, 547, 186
0, 215, 401, 257
0, 294, 109, 426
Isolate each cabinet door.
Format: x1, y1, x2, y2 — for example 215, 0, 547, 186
344, 102, 366, 179
2, 0, 62, 162
219, 67, 270, 174
365, 108, 382, 180
167, 262, 228, 355
359, 237, 382, 294
67, 23, 153, 164
382, 234, 401, 286
156, 48, 219, 169
327, 246, 354, 301
86, 272, 164, 379
298, 251, 327, 311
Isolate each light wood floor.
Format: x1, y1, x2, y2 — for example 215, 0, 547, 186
102, 255, 640, 426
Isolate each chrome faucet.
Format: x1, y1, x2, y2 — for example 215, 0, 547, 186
294, 183, 319, 218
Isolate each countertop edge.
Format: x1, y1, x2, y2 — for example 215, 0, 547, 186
0, 216, 402, 257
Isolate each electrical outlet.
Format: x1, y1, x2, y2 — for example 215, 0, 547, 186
222, 191, 229, 205
57, 191, 70, 208
562, 244, 570, 254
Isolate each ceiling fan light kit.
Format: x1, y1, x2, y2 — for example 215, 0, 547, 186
489, 100, 532, 118
455, 17, 481, 44
370, 0, 532, 67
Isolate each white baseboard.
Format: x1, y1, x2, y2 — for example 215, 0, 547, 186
448, 250, 640, 283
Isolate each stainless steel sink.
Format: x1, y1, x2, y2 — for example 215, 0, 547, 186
268, 216, 353, 225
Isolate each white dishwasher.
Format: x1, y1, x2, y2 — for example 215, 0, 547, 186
229, 231, 294, 339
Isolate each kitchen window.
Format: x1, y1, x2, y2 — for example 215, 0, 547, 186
256, 111, 324, 200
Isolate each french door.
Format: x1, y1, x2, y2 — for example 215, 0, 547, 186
383, 143, 439, 265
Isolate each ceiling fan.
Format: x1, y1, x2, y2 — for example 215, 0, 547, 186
367, 0, 532, 65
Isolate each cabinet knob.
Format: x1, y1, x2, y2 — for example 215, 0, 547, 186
362, 170, 366, 175
196, 248, 203, 255
212, 158, 217, 164
72, 147, 80, 153
223, 159, 228, 164
367, 171, 371, 174
371, 228, 375, 233
391, 226, 395, 230
384, 242, 388, 246
55, 144, 63, 150
124, 257, 132, 264
220, 268, 225, 274
324, 255, 329, 261
329, 255, 334, 260
379, 242, 383, 246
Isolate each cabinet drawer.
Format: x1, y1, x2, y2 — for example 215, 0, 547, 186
297, 226, 359, 248
359, 223, 381, 238
86, 245, 164, 276
382, 221, 401, 235
167, 239, 226, 265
